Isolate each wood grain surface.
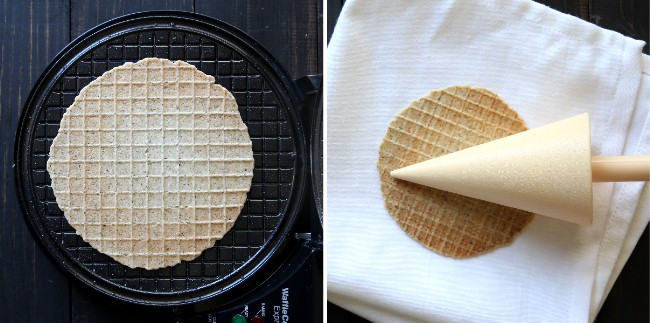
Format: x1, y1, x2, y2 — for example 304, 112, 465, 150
326, 0, 648, 322
0, 1, 321, 322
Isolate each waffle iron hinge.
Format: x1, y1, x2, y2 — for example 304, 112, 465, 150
294, 74, 323, 130
295, 74, 322, 98
295, 232, 322, 251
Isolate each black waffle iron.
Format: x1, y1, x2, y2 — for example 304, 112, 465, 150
14, 11, 322, 322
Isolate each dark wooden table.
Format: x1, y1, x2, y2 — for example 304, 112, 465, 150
0, 1, 321, 322
327, 1, 649, 322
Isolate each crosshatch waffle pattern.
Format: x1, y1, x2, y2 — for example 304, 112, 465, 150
47, 58, 254, 270
378, 86, 535, 258
30, 30, 297, 292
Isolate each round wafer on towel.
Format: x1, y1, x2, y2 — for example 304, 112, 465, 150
47, 58, 254, 270
378, 86, 534, 258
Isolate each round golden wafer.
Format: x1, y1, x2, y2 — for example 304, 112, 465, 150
378, 86, 534, 258
47, 58, 254, 269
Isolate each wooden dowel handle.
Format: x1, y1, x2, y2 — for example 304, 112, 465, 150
592, 155, 650, 182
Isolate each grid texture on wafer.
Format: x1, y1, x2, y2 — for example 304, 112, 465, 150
378, 86, 535, 258
46, 58, 254, 270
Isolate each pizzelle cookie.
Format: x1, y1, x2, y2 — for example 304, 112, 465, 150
47, 58, 254, 270
378, 86, 534, 258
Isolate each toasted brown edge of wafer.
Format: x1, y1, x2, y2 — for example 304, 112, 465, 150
377, 85, 535, 258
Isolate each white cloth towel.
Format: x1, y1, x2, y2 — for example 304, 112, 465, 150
326, 0, 649, 322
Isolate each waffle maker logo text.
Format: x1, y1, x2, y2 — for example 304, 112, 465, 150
273, 288, 290, 322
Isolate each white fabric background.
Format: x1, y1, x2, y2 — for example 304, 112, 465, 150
326, 0, 649, 322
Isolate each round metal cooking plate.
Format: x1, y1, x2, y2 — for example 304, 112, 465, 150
14, 12, 306, 305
